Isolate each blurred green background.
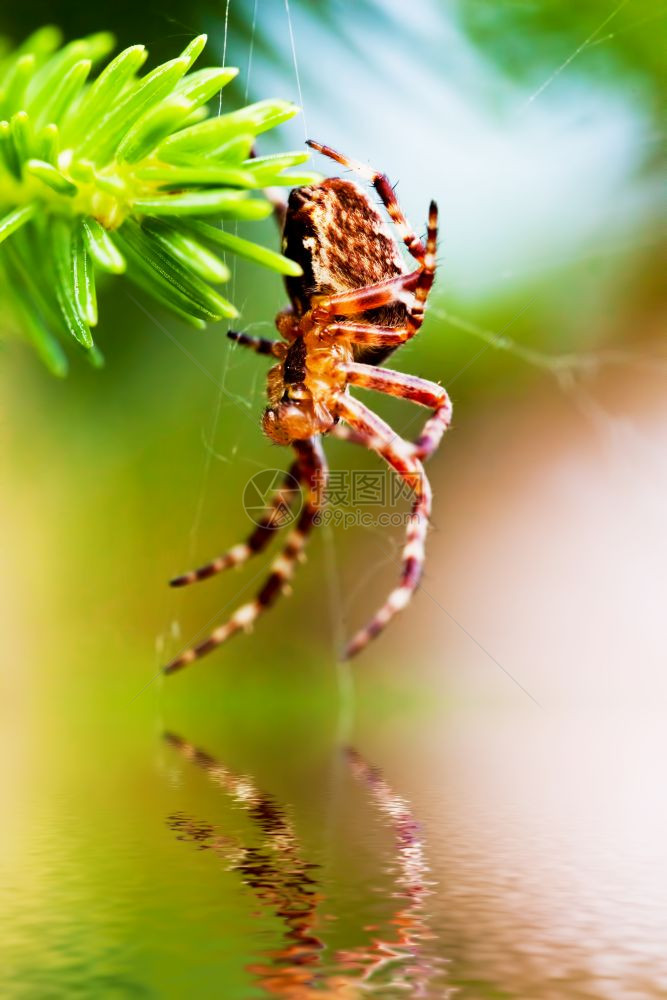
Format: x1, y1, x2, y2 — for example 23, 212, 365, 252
1, 1, 666, 997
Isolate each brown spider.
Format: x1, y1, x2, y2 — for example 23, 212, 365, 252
164, 141, 452, 674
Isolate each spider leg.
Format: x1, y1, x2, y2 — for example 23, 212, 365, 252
307, 140, 426, 264
164, 438, 327, 675
334, 393, 431, 660
408, 200, 438, 337
330, 418, 444, 464
343, 362, 452, 462
169, 463, 301, 587
326, 423, 368, 449
312, 270, 421, 321
227, 330, 285, 357
323, 323, 412, 350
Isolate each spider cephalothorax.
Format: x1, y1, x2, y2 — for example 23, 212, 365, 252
165, 142, 452, 674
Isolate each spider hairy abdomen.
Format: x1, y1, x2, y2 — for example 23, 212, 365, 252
283, 178, 408, 331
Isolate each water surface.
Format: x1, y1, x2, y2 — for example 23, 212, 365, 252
4, 700, 666, 999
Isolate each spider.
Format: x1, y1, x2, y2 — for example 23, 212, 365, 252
164, 141, 452, 675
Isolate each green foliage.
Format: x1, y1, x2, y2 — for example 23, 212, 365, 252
0, 27, 318, 375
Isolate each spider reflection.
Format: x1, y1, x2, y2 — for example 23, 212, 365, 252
165, 731, 322, 979
164, 733, 447, 998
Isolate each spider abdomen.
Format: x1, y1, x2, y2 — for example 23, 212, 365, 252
283, 178, 407, 326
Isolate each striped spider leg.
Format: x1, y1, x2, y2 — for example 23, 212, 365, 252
332, 362, 452, 657
164, 437, 328, 674
169, 467, 301, 587
333, 392, 432, 660
332, 363, 452, 463
306, 140, 429, 265
168, 336, 295, 588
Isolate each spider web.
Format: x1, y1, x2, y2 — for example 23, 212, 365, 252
156, 0, 351, 692
156, 0, 665, 696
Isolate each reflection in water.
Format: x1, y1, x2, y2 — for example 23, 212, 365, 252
164, 732, 323, 997
164, 734, 447, 998
339, 748, 442, 996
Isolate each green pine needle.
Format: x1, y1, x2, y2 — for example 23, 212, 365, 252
0, 27, 317, 375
